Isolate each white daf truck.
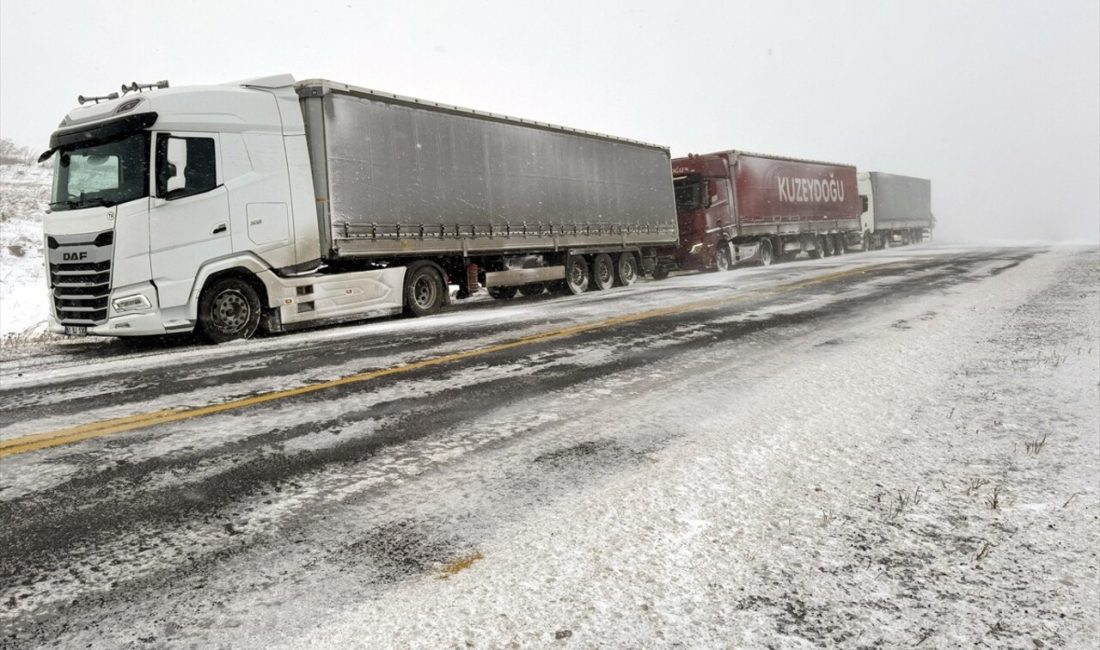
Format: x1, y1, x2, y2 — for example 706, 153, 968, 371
40, 75, 678, 342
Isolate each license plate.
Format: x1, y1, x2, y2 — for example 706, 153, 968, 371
64, 325, 88, 337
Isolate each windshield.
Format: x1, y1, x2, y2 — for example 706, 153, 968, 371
674, 178, 703, 210
50, 132, 150, 211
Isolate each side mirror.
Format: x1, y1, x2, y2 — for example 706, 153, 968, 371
155, 134, 188, 198
165, 138, 187, 195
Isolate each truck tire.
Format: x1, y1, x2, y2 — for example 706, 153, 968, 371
590, 254, 615, 290
832, 234, 845, 255
488, 286, 518, 300
198, 277, 262, 343
759, 240, 774, 266
518, 283, 546, 297
563, 255, 590, 294
403, 261, 446, 317
810, 237, 825, 259
615, 253, 638, 286
715, 242, 733, 271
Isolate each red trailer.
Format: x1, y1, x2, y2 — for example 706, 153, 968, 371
667, 150, 862, 271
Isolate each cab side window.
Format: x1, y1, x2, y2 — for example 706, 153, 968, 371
156, 134, 217, 199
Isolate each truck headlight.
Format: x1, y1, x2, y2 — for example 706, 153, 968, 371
112, 295, 151, 312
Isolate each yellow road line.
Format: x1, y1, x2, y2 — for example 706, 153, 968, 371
0, 262, 891, 459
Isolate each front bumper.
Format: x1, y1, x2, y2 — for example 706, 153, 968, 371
677, 240, 764, 270
49, 283, 173, 337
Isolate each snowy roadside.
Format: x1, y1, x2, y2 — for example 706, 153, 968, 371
297, 248, 1099, 648
0, 164, 52, 343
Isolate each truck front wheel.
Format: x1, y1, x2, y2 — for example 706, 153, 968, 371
199, 277, 262, 343
759, 240, 774, 266
715, 242, 733, 271
404, 262, 446, 317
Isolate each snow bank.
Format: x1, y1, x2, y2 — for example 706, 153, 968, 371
0, 164, 51, 341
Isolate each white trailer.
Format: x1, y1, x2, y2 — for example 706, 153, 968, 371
857, 171, 934, 249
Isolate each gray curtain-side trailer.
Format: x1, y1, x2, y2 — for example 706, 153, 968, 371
296, 79, 678, 297
857, 172, 934, 248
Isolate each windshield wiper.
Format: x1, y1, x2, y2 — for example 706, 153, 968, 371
82, 197, 118, 208
48, 197, 118, 210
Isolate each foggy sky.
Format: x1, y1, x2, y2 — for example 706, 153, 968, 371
1, 0, 1097, 242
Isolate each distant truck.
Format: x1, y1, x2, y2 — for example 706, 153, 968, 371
39, 75, 677, 342
668, 150, 862, 271
858, 172, 934, 249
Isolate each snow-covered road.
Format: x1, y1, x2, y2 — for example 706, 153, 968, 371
1, 244, 1097, 648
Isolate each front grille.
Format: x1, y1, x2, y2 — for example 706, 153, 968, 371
48, 230, 114, 326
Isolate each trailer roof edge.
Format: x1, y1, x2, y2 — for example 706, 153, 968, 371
295, 78, 669, 153
679, 149, 858, 170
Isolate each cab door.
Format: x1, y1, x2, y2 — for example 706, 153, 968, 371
706, 177, 734, 233
148, 132, 231, 310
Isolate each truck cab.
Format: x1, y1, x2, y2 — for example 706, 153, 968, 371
41, 75, 402, 341
671, 156, 736, 270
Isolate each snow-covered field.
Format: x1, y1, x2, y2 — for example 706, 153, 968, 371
0, 164, 51, 341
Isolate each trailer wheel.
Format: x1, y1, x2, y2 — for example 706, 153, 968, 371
518, 283, 546, 297
759, 240, 774, 266
715, 242, 734, 271
198, 277, 262, 343
615, 253, 638, 286
563, 255, 590, 294
832, 234, 845, 255
590, 254, 615, 290
403, 262, 446, 317
809, 237, 825, 259
488, 286, 518, 300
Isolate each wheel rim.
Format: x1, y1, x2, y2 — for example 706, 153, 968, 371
619, 256, 637, 284
212, 290, 249, 333
568, 259, 588, 291
717, 245, 731, 270
413, 274, 437, 308
761, 243, 773, 265
597, 260, 613, 286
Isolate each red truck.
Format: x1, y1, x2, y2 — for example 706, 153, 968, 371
667, 150, 862, 271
